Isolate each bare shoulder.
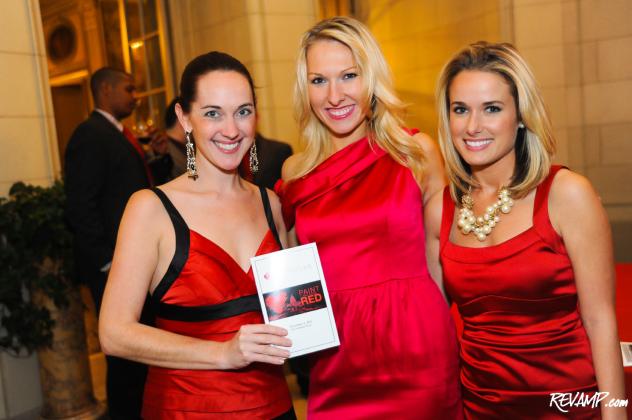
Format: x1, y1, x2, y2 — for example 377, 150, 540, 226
549, 168, 606, 232
411, 131, 444, 168
549, 168, 601, 210
124, 189, 168, 225
411, 132, 440, 154
281, 152, 303, 181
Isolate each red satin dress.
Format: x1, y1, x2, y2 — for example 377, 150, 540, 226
142, 188, 292, 419
440, 166, 599, 419
279, 134, 462, 419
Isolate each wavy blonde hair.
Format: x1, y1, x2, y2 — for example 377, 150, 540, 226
436, 41, 555, 201
286, 16, 427, 183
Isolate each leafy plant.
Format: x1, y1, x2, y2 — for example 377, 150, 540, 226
0, 181, 74, 355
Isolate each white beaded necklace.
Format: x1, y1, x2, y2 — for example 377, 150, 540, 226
457, 187, 514, 242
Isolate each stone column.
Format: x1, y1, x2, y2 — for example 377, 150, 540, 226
32, 283, 106, 419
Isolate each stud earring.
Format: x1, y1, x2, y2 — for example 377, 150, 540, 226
518, 122, 525, 129
185, 131, 198, 180
249, 142, 259, 174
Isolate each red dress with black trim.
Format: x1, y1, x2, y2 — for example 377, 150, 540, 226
278, 133, 462, 419
142, 187, 292, 419
440, 166, 599, 419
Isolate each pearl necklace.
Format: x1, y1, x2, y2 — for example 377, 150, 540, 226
457, 187, 514, 241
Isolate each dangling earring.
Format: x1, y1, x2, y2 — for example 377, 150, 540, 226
185, 131, 198, 180
249, 142, 259, 174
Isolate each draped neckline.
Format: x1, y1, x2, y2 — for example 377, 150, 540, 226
281, 136, 387, 222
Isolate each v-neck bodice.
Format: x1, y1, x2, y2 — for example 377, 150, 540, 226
162, 228, 275, 313
149, 187, 280, 331
142, 187, 292, 418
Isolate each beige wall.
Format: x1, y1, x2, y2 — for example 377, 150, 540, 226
168, 0, 319, 151
362, 0, 509, 137
511, 0, 632, 260
361, 0, 632, 260
0, 0, 59, 197
0, 0, 53, 416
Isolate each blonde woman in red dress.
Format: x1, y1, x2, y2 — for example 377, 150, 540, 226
426, 41, 626, 419
278, 17, 462, 419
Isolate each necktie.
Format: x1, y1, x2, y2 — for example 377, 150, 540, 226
122, 126, 155, 187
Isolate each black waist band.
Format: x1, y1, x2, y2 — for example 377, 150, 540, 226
157, 294, 261, 322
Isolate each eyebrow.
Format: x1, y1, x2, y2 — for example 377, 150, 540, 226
308, 65, 358, 76
450, 100, 505, 106
200, 103, 254, 110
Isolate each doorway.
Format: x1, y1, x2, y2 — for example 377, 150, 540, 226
50, 83, 90, 168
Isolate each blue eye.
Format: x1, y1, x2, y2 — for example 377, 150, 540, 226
452, 106, 467, 115
343, 72, 358, 80
237, 107, 253, 118
310, 77, 325, 85
204, 110, 220, 118
485, 105, 502, 113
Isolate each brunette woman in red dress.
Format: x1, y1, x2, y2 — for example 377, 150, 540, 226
278, 17, 462, 419
425, 42, 626, 419
98, 52, 295, 419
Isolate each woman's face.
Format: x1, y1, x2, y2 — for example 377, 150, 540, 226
448, 70, 520, 173
306, 39, 368, 147
180, 70, 255, 173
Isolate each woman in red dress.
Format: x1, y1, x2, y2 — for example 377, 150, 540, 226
425, 41, 626, 419
278, 17, 462, 419
99, 52, 295, 419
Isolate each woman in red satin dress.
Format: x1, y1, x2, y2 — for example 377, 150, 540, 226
278, 17, 462, 419
425, 42, 626, 419
99, 52, 295, 419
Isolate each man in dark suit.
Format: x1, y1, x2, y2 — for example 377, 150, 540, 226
64, 67, 161, 419
241, 133, 293, 189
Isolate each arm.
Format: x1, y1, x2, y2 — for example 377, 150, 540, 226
280, 153, 302, 246
99, 190, 291, 370
550, 170, 626, 419
412, 132, 447, 206
424, 190, 448, 300
267, 189, 289, 248
64, 127, 113, 270
414, 133, 448, 298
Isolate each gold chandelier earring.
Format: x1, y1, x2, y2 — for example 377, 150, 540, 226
185, 131, 198, 180
249, 142, 259, 174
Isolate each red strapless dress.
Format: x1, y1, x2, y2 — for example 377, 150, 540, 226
279, 135, 462, 419
142, 188, 292, 419
440, 166, 599, 419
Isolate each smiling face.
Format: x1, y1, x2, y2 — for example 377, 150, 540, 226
306, 39, 368, 148
448, 70, 520, 174
178, 70, 255, 173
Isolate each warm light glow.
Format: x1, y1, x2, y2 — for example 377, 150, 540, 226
130, 41, 144, 50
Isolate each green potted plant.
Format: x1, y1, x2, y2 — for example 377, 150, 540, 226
0, 181, 104, 419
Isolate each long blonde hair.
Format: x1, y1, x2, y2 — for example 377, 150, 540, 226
436, 41, 555, 201
287, 16, 427, 184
